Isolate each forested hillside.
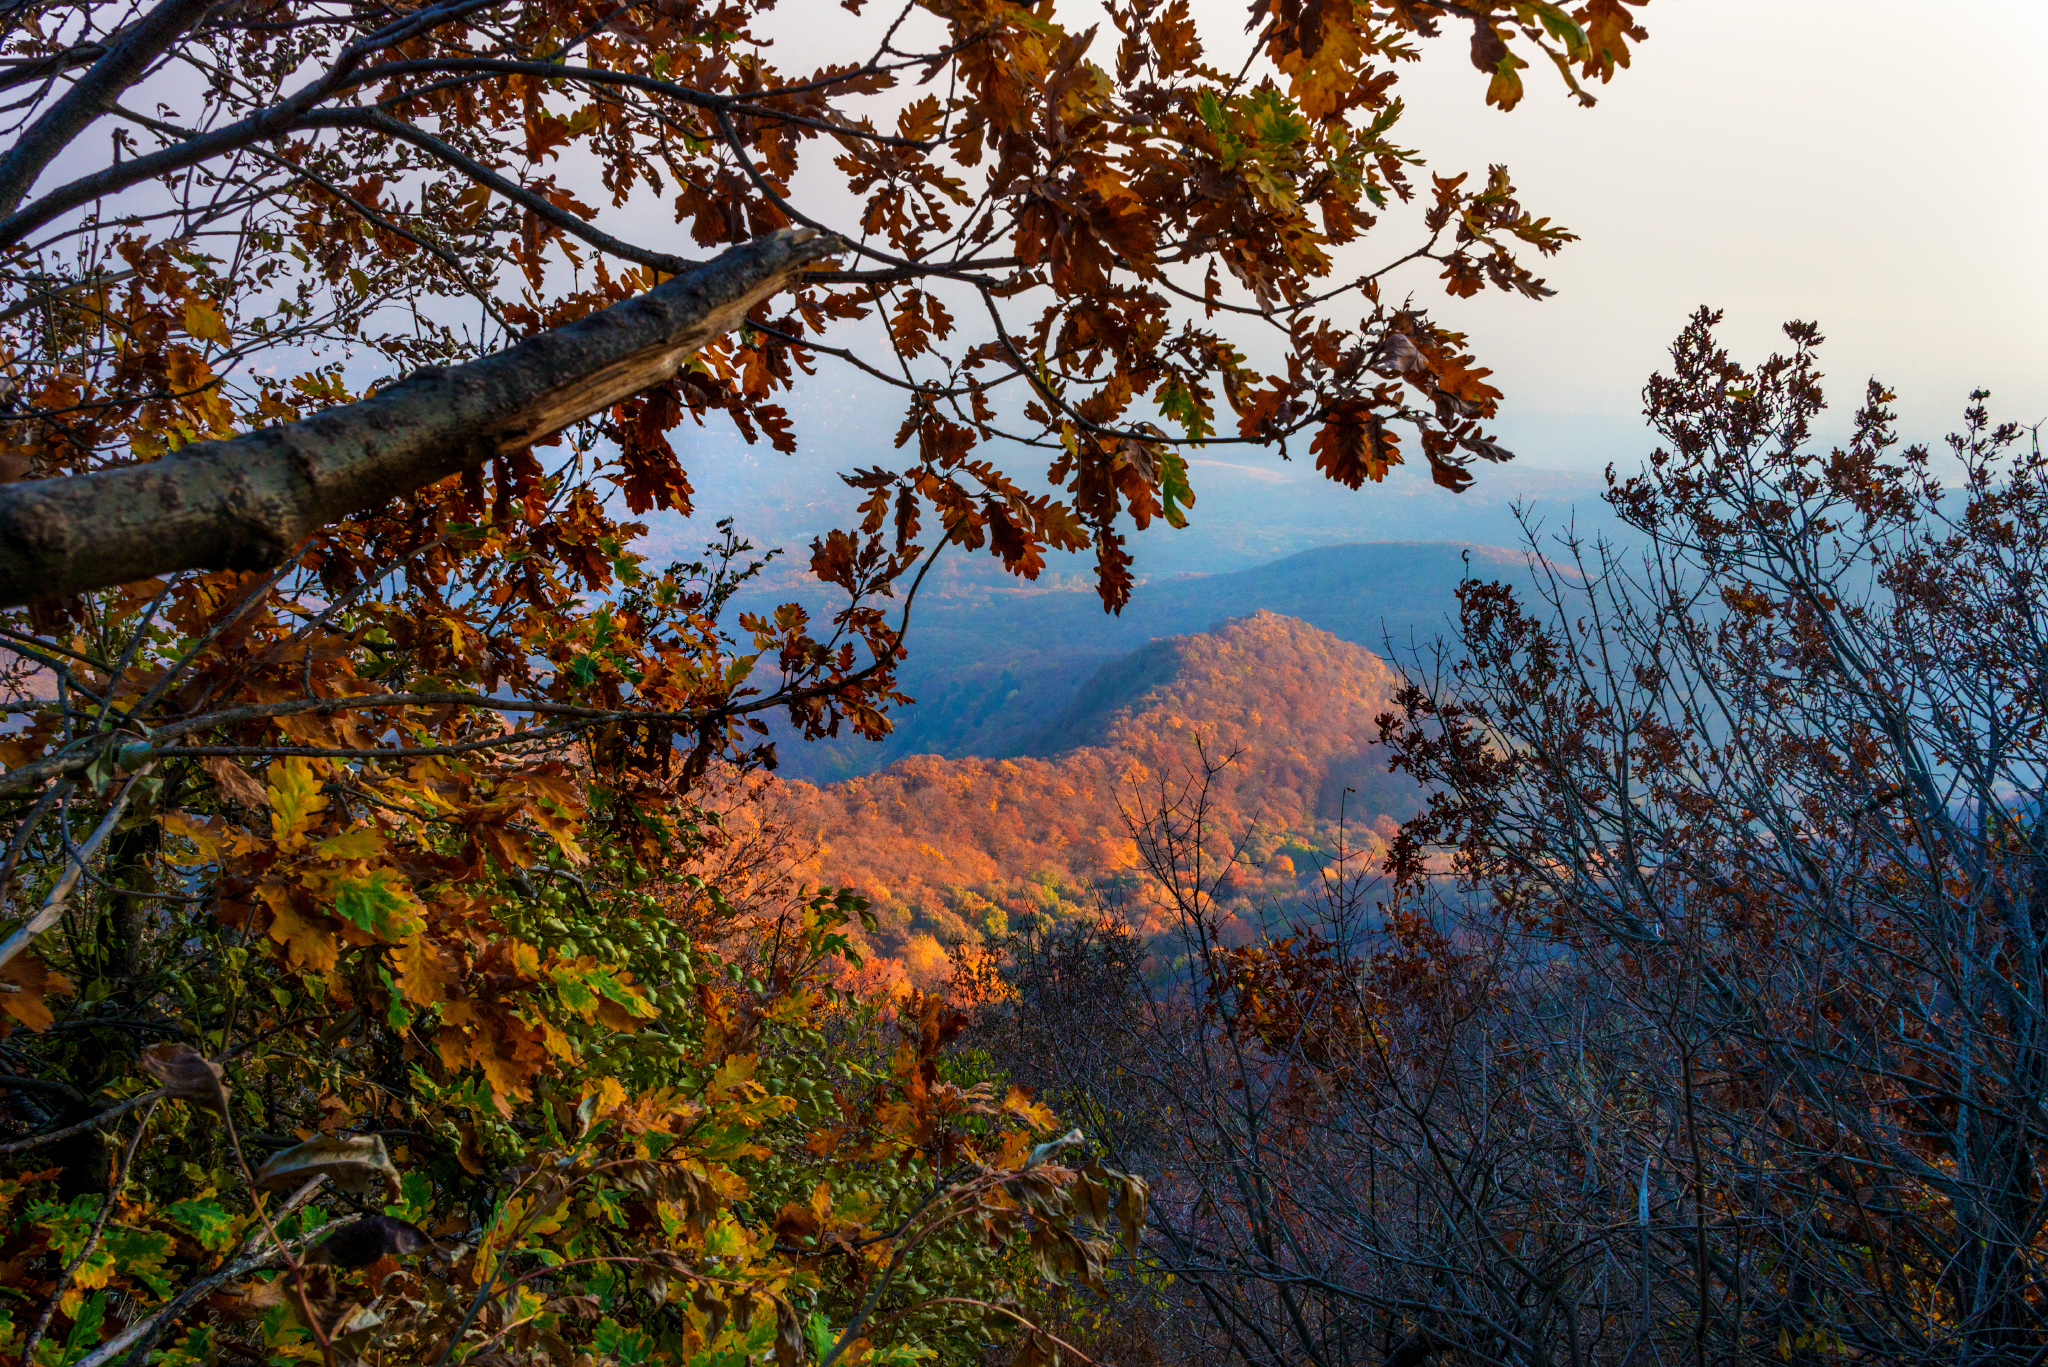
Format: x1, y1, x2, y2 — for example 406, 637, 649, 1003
770, 612, 1412, 987
773, 541, 1527, 781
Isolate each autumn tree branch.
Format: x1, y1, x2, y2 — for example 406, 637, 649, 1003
0, 0, 221, 217
0, 228, 841, 606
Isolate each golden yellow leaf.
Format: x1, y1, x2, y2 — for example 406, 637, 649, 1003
267, 757, 328, 851
162, 809, 226, 864
182, 296, 230, 343
262, 885, 339, 973
314, 829, 386, 860
583, 1075, 628, 1118
391, 934, 455, 1007
1003, 1084, 1057, 1129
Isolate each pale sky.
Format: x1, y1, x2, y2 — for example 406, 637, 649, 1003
736, 0, 2048, 460
1368, 0, 2048, 470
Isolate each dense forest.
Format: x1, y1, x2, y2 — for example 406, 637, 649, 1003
775, 611, 1410, 989
4, 0, 2046, 1364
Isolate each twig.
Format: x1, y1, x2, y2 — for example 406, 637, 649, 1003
0, 778, 71, 910
0, 764, 153, 974
0, 1086, 164, 1155
0, 1072, 86, 1102
213, 1074, 339, 1367
868, 1298, 1113, 1367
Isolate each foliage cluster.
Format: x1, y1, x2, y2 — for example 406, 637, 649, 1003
0, 752, 1147, 1367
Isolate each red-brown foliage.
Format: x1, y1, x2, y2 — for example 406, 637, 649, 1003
770, 611, 1411, 987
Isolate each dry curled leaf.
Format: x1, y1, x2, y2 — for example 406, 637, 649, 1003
254, 1133, 401, 1199
138, 1041, 227, 1112
1025, 1128, 1083, 1169
774, 1295, 805, 1367
201, 756, 269, 808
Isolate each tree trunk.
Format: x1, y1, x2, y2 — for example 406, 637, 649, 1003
0, 228, 839, 606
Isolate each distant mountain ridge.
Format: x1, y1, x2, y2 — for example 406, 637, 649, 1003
775, 540, 1526, 781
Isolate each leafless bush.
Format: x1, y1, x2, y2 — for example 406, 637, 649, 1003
981, 312, 2048, 1367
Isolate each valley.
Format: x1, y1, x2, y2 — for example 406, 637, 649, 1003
771, 539, 1528, 782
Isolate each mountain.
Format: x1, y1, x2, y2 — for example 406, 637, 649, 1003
770, 611, 1417, 989
772, 540, 1527, 781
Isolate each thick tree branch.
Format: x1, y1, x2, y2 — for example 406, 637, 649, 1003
0, 228, 840, 606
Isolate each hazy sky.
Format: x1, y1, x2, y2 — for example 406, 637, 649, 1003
1376, 0, 2048, 470
662, 1, 2048, 572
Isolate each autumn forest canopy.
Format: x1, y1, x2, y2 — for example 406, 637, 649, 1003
4, 0, 2048, 1364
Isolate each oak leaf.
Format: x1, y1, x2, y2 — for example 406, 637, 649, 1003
267, 757, 328, 851
391, 933, 457, 1007
0, 954, 73, 1033
261, 884, 341, 973
332, 868, 425, 942
138, 1041, 228, 1111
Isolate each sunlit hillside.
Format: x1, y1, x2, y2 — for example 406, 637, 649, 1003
768, 611, 1417, 989
768, 540, 1531, 781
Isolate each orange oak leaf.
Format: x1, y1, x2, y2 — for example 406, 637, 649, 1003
0, 955, 73, 1032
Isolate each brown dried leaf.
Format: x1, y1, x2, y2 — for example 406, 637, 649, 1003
254, 1133, 401, 1199
201, 756, 269, 808
138, 1041, 227, 1112
775, 1296, 805, 1367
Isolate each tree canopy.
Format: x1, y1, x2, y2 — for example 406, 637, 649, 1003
1, 0, 1645, 608
0, 1, 1657, 1364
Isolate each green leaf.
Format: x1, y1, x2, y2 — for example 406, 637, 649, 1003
332, 868, 424, 942
378, 964, 413, 1031
1240, 87, 1308, 158
1157, 378, 1211, 442
1159, 450, 1195, 530
593, 1318, 655, 1366
806, 1311, 835, 1359
164, 1197, 239, 1253
103, 1226, 175, 1298
724, 652, 761, 691
1527, 2, 1588, 56
47, 1291, 105, 1366
393, 1169, 435, 1224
